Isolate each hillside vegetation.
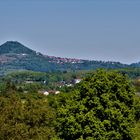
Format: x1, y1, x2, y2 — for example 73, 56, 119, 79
0, 70, 140, 139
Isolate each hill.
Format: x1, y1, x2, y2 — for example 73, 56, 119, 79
0, 41, 36, 55
0, 41, 136, 75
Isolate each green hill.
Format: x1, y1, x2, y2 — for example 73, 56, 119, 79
0, 41, 36, 55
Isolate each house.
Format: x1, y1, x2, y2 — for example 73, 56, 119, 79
74, 79, 82, 84
38, 90, 49, 96
38, 90, 60, 96
43, 91, 49, 96
66, 84, 73, 87
55, 91, 60, 94
48, 90, 61, 95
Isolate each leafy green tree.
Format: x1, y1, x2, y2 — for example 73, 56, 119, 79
134, 95, 140, 121
23, 97, 56, 140
0, 94, 56, 140
0, 95, 28, 140
56, 70, 135, 140
133, 95, 140, 140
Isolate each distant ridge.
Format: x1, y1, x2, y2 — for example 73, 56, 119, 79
0, 41, 139, 75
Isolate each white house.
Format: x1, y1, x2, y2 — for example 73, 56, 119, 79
74, 79, 82, 84
43, 91, 49, 96
55, 91, 60, 94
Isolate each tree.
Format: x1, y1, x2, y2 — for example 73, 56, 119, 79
56, 70, 135, 140
0, 94, 56, 140
133, 95, 140, 140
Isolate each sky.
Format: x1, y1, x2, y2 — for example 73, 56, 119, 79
0, 0, 140, 64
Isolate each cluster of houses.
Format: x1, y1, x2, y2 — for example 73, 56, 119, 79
24, 78, 82, 96
47, 55, 83, 64
40, 78, 82, 96
42, 90, 60, 96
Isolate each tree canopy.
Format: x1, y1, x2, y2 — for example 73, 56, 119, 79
0, 94, 56, 140
56, 70, 135, 140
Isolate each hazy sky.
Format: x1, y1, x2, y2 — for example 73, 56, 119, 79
0, 0, 140, 64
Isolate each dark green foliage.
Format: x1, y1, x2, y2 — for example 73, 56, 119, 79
0, 80, 17, 96
134, 95, 140, 121
117, 68, 140, 79
47, 92, 71, 110
133, 120, 140, 140
132, 95, 140, 140
56, 70, 135, 140
0, 94, 56, 140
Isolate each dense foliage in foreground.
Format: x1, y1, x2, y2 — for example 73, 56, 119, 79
0, 70, 140, 140
0, 94, 56, 140
56, 70, 135, 140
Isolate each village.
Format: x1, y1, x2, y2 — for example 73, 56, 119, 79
23, 77, 82, 96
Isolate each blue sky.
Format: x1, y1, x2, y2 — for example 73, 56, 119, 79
0, 0, 140, 64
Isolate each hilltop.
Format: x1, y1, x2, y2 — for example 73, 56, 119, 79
0, 41, 36, 55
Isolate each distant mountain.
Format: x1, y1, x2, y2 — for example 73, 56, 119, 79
0, 41, 137, 75
0, 41, 36, 55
